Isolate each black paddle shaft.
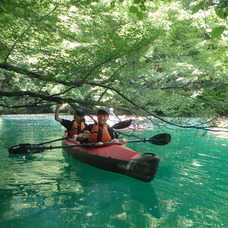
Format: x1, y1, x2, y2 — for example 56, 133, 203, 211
127, 133, 171, 145
8, 133, 171, 154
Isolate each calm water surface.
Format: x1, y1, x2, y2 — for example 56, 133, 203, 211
0, 115, 227, 228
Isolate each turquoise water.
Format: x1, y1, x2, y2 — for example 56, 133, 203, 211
0, 115, 227, 228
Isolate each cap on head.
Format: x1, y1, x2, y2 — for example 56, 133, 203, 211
97, 108, 110, 116
75, 108, 86, 117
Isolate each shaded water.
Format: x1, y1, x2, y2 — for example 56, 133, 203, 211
0, 115, 227, 228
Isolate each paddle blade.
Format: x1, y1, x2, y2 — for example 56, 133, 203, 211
8, 144, 45, 154
112, 119, 133, 129
149, 133, 171, 145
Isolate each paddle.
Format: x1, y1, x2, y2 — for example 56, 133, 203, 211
127, 133, 171, 145
36, 136, 70, 145
8, 133, 171, 154
112, 119, 133, 129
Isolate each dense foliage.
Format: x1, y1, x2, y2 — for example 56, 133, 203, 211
0, 0, 227, 126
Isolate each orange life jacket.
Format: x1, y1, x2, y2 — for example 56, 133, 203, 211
88, 123, 112, 143
68, 121, 86, 137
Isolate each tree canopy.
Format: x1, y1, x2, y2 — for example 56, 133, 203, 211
0, 0, 227, 128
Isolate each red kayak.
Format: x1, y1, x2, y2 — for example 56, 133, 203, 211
9, 132, 170, 182
62, 137, 160, 182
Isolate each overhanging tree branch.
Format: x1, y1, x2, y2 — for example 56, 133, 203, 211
4, 5, 59, 62
0, 90, 103, 109
0, 62, 84, 86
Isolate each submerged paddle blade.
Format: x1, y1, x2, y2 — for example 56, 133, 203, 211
112, 119, 133, 129
8, 144, 45, 154
149, 133, 171, 145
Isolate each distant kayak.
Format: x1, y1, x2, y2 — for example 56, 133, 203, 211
62, 137, 160, 182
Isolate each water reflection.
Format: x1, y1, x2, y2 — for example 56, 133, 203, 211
62, 153, 161, 219
1, 151, 161, 228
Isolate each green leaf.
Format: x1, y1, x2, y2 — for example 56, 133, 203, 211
192, 1, 205, 14
129, 5, 138, 14
211, 26, 226, 38
136, 11, 144, 19
110, 1, 115, 8
215, 6, 227, 19
139, 3, 146, 11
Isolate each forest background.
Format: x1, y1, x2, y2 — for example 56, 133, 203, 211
0, 0, 227, 129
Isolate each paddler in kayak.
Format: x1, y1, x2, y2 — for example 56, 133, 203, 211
77, 108, 127, 145
55, 103, 87, 137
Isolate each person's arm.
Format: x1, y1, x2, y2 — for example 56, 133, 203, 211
75, 131, 90, 141
74, 125, 93, 141
55, 104, 63, 123
110, 128, 128, 144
